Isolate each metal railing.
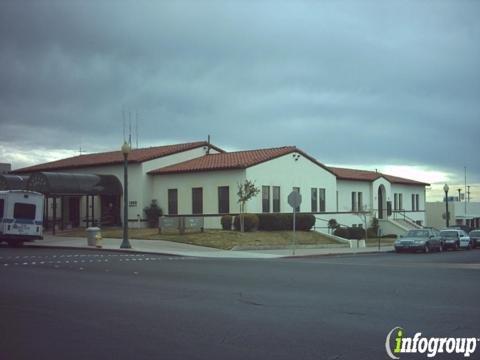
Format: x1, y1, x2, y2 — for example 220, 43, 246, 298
393, 210, 423, 228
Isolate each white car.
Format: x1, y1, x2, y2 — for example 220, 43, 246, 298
439, 229, 473, 250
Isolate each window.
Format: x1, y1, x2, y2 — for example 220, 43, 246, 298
358, 192, 363, 211
293, 187, 300, 212
319, 188, 326, 212
0, 199, 4, 218
351, 192, 357, 212
311, 188, 318, 212
415, 194, 420, 211
399, 194, 403, 210
411, 194, 415, 211
168, 189, 178, 215
14, 202, 36, 220
272, 186, 280, 213
218, 186, 230, 214
262, 186, 270, 213
394, 193, 398, 210
192, 188, 203, 214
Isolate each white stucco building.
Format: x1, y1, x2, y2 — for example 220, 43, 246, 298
14, 140, 429, 235
426, 201, 480, 230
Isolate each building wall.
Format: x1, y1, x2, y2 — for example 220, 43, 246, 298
371, 177, 392, 217
426, 201, 480, 229
246, 152, 337, 214
140, 146, 218, 216
390, 184, 426, 224
40, 146, 213, 226
152, 169, 246, 228
425, 202, 448, 230
336, 180, 372, 213
0, 163, 11, 174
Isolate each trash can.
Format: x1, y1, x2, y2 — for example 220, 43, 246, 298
86, 227, 101, 246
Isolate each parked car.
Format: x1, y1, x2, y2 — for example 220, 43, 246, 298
439, 229, 473, 250
448, 225, 472, 234
468, 230, 480, 248
394, 229, 442, 253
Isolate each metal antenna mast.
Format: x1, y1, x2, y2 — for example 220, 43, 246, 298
135, 111, 139, 149
128, 111, 132, 147
122, 109, 126, 142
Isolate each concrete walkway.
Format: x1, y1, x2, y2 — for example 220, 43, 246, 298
28, 234, 394, 259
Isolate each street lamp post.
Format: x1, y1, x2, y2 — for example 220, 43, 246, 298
443, 184, 450, 228
121, 142, 132, 249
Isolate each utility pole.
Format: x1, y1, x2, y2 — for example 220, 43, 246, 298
464, 166, 468, 227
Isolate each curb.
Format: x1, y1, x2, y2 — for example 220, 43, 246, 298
283, 250, 395, 259
26, 243, 394, 259
232, 244, 349, 251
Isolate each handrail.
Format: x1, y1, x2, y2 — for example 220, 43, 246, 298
393, 210, 422, 227
314, 216, 352, 229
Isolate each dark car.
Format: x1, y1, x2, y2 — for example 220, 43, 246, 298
449, 225, 472, 234
469, 230, 480, 248
394, 229, 442, 253
440, 229, 473, 250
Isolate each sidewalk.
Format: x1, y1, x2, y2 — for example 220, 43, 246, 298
29, 234, 394, 259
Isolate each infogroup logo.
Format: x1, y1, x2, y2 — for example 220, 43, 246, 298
385, 327, 479, 359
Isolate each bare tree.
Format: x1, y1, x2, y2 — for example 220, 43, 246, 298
354, 205, 374, 242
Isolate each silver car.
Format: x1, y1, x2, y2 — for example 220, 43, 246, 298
394, 229, 442, 253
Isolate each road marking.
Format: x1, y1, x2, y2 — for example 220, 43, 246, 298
0, 253, 199, 268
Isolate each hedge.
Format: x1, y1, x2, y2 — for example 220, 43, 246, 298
233, 214, 260, 232
334, 226, 367, 240
221, 215, 233, 230
257, 213, 315, 231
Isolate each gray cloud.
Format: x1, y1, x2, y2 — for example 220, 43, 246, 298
0, 0, 479, 183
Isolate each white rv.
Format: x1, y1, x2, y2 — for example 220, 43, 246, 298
0, 190, 44, 247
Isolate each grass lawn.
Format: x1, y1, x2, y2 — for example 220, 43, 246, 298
57, 227, 340, 250
365, 237, 396, 247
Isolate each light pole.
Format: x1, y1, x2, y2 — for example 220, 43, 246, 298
443, 184, 450, 228
121, 141, 131, 249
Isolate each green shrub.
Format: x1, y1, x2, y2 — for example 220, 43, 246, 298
328, 218, 338, 231
257, 213, 289, 230
348, 227, 365, 240
233, 214, 259, 232
257, 213, 315, 231
221, 215, 233, 230
296, 214, 315, 231
143, 200, 163, 228
334, 227, 350, 239
334, 226, 370, 240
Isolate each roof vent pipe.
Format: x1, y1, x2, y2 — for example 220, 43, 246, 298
206, 134, 211, 155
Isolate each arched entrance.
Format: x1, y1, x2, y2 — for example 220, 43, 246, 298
378, 185, 386, 219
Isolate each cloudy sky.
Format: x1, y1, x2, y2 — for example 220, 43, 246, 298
1, 0, 479, 201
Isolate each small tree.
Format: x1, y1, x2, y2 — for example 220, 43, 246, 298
144, 200, 163, 228
328, 218, 338, 234
237, 180, 260, 232
371, 217, 379, 234
354, 205, 373, 241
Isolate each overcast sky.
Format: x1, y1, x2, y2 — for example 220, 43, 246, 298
1, 0, 479, 200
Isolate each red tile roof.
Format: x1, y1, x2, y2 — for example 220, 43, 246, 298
149, 146, 334, 175
328, 166, 429, 186
14, 141, 223, 174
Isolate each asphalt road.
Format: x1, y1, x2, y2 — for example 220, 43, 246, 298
1, 246, 479, 360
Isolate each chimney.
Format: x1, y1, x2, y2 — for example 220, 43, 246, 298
206, 134, 211, 155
